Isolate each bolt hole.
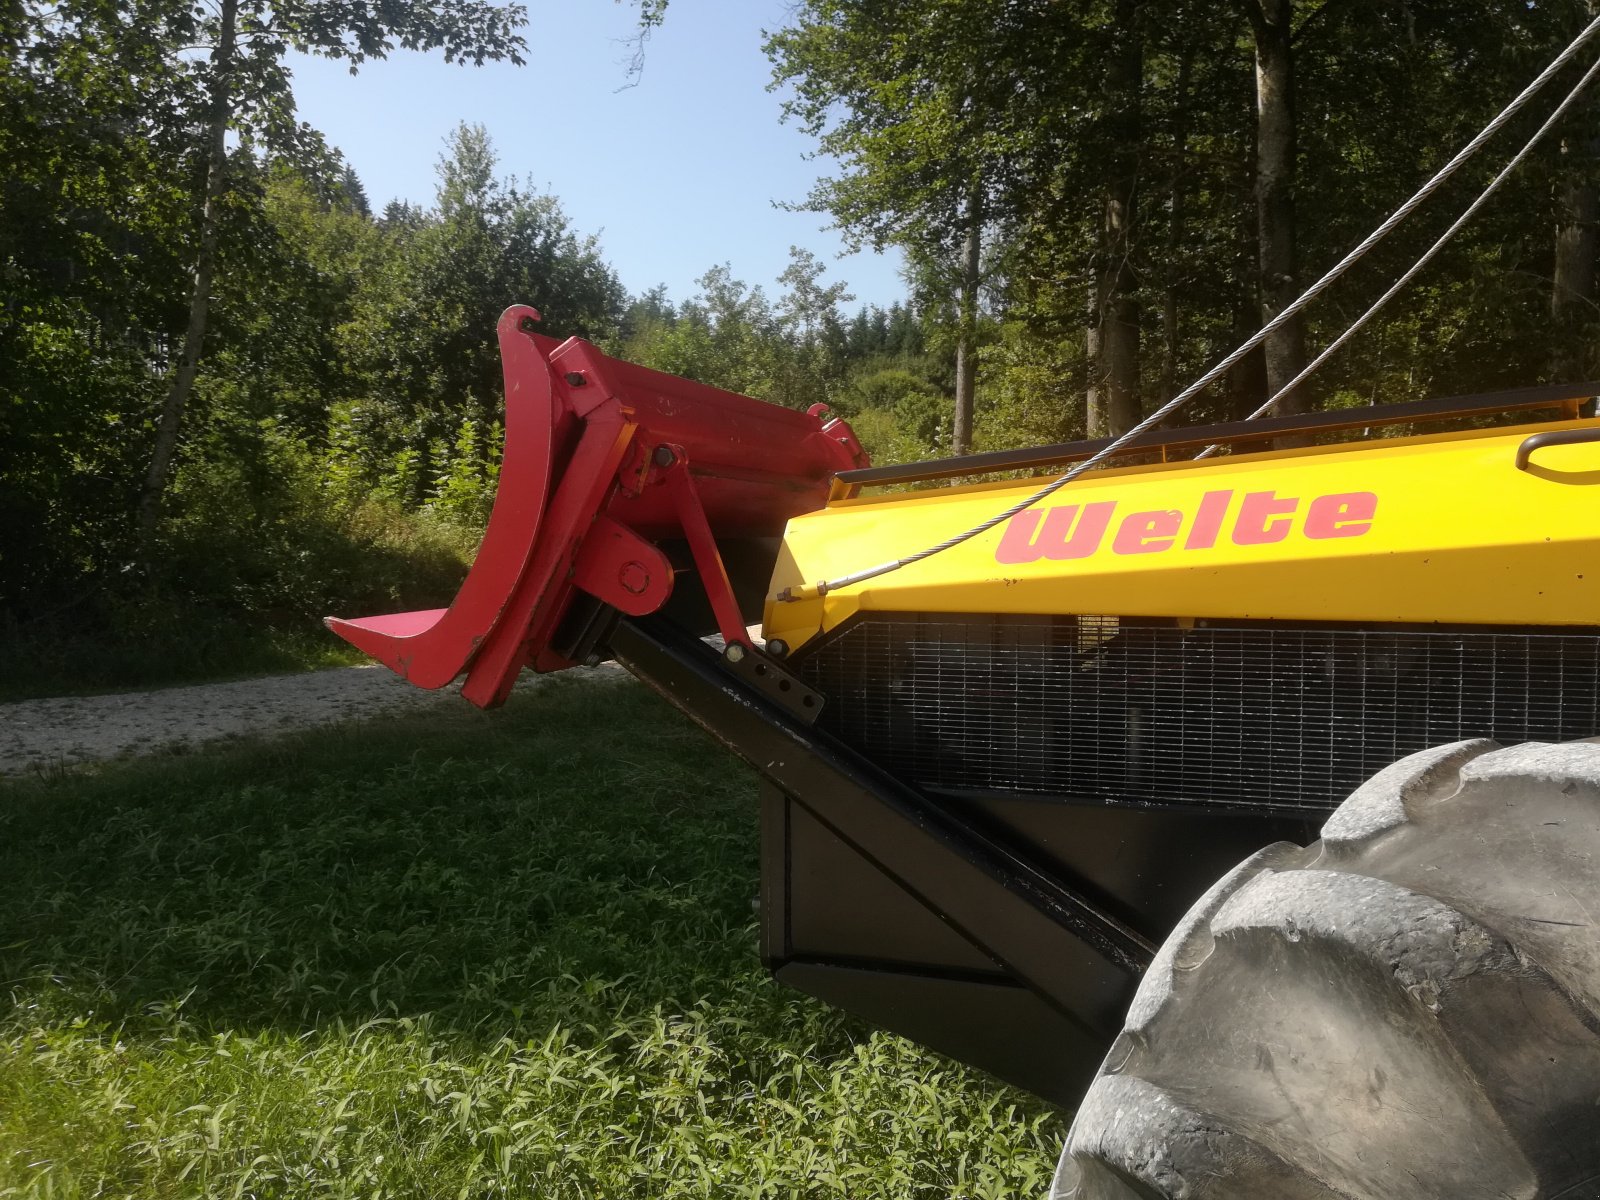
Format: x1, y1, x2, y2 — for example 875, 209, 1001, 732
755, 663, 767, 675
802, 695, 815, 707
778, 679, 791, 691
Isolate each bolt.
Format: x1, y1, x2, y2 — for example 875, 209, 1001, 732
618, 561, 649, 595
583, 652, 602, 667
565, 372, 586, 387
724, 642, 747, 664
766, 639, 789, 658
653, 445, 677, 468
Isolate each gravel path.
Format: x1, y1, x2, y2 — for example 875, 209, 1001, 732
0, 664, 612, 777
0, 622, 760, 777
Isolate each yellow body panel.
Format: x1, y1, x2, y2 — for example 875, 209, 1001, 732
763, 419, 1600, 652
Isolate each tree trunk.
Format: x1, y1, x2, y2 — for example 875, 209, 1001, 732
137, 0, 238, 541
1245, 0, 1307, 415
1088, 0, 1143, 438
1085, 273, 1103, 435
1226, 302, 1270, 419
1554, 6, 1600, 378
1162, 47, 1195, 403
952, 184, 982, 456
1100, 275, 1140, 435
1554, 172, 1597, 321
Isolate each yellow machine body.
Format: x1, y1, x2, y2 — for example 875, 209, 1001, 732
765, 418, 1600, 652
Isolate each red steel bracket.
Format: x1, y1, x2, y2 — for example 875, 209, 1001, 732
655, 445, 752, 651
571, 514, 674, 617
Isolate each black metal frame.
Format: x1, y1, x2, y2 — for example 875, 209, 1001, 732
607, 615, 1308, 1102
837, 381, 1600, 490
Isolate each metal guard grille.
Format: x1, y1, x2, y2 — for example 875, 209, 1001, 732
796, 616, 1600, 815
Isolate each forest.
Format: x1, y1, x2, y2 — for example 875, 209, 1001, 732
6, 0, 1600, 690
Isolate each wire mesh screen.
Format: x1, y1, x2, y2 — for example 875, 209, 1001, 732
796, 616, 1600, 814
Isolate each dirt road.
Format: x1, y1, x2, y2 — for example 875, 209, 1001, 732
0, 664, 610, 776
0, 621, 766, 777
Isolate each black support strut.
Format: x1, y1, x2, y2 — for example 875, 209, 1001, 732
609, 618, 1155, 1031
605, 615, 1328, 1101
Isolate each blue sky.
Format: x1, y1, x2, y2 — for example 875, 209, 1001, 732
284, 2, 909, 312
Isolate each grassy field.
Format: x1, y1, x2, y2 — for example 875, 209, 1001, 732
0, 674, 1064, 1198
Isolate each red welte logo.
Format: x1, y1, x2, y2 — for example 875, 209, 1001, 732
994, 489, 1377, 565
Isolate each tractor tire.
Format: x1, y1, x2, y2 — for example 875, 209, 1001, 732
1053, 739, 1600, 1200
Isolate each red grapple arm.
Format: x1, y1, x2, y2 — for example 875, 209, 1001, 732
326, 305, 865, 708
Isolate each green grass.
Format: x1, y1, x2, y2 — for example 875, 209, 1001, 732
0, 676, 1063, 1198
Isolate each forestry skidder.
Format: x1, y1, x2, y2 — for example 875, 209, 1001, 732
329, 21, 1600, 1195
330, 306, 1600, 1198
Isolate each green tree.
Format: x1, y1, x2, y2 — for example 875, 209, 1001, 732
773, 247, 854, 410
767, 0, 1035, 453
1, 0, 193, 610
136, 0, 529, 540
342, 124, 625, 504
